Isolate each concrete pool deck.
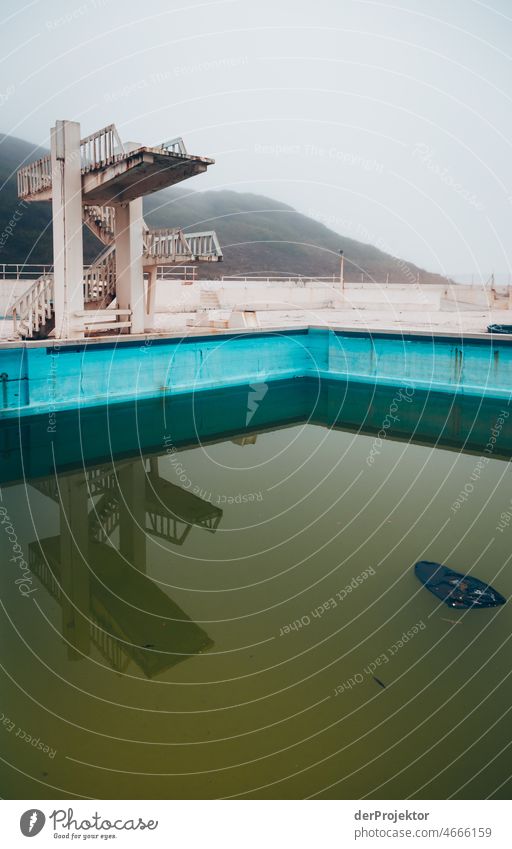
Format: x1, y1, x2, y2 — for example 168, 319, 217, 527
2, 306, 512, 343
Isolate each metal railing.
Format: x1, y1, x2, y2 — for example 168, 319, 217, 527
80, 123, 124, 172
156, 265, 197, 281
17, 154, 52, 198
0, 263, 54, 279
11, 273, 54, 337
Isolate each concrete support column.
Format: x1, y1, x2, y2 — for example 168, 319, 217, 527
59, 475, 90, 660
118, 461, 147, 571
114, 198, 145, 334
50, 120, 84, 339
144, 266, 158, 331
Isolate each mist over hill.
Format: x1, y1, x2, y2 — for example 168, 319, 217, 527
0, 133, 448, 284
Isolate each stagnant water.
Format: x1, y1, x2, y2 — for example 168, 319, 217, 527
0, 378, 511, 799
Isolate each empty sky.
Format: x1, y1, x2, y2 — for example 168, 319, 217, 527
1, 0, 511, 279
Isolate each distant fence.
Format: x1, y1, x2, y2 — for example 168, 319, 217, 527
0, 263, 198, 282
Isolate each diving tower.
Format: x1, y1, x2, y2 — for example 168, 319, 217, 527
13, 120, 222, 339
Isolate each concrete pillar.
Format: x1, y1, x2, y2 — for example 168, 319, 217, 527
59, 474, 90, 660
117, 461, 147, 571
114, 199, 145, 334
144, 266, 158, 331
50, 120, 84, 339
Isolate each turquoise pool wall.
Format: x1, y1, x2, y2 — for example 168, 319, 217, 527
0, 328, 511, 418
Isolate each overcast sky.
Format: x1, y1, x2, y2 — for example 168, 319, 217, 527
1, 0, 511, 280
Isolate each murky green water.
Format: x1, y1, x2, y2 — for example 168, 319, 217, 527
1, 379, 511, 799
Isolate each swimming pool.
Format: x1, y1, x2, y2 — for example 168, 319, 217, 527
0, 327, 511, 419
0, 371, 511, 800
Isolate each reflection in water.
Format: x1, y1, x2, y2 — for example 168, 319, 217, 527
28, 460, 216, 677
0, 377, 511, 800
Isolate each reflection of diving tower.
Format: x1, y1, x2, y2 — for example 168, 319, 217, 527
28, 460, 221, 676
13, 120, 222, 339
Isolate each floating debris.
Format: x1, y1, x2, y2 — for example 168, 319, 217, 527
373, 676, 387, 689
440, 618, 462, 625
415, 561, 505, 609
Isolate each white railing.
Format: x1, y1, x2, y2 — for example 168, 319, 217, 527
83, 245, 116, 303
11, 274, 54, 337
144, 229, 222, 261
0, 263, 54, 279
184, 231, 222, 259
220, 275, 342, 283
17, 154, 52, 198
143, 228, 190, 260
156, 265, 197, 281
80, 124, 124, 172
159, 136, 187, 155
83, 204, 116, 244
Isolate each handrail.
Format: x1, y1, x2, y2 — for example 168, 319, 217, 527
143, 228, 189, 260
80, 124, 125, 172
83, 244, 116, 303
83, 204, 116, 244
17, 154, 52, 199
0, 263, 54, 279
11, 273, 54, 337
183, 230, 223, 259
143, 229, 222, 260
159, 137, 187, 155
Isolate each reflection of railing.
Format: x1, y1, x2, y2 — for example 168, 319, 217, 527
11, 274, 54, 337
90, 620, 128, 672
80, 123, 124, 171
17, 154, 52, 198
29, 545, 62, 601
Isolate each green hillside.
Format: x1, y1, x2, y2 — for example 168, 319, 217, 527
0, 133, 447, 283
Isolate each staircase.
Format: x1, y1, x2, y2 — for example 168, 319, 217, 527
200, 288, 221, 310
11, 245, 125, 339
12, 274, 55, 339
13, 122, 223, 339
